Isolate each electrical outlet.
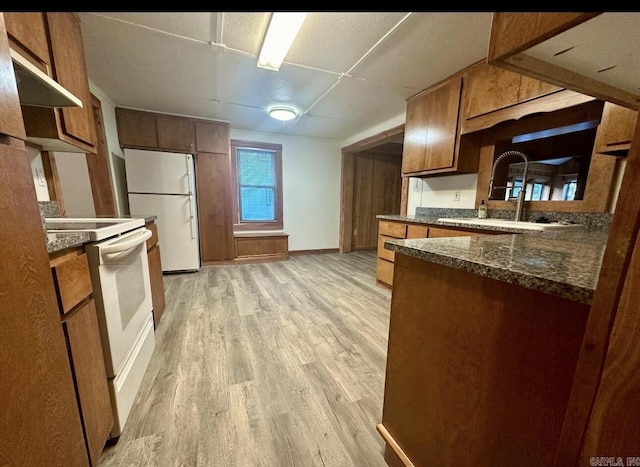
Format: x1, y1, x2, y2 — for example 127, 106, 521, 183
453, 191, 461, 202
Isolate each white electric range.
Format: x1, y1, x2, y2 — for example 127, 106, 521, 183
45, 217, 155, 438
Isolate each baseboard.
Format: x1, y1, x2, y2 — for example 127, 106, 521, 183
288, 248, 340, 256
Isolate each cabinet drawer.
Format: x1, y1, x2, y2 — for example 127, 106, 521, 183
376, 258, 394, 286
379, 221, 407, 238
378, 235, 396, 262
52, 253, 92, 314
406, 224, 428, 239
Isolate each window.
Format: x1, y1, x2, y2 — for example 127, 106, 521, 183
563, 179, 578, 201
231, 140, 283, 230
531, 182, 545, 201
509, 179, 522, 199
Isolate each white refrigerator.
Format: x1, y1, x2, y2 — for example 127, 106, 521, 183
124, 149, 200, 272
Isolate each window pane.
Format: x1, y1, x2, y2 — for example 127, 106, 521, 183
564, 180, 577, 201
240, 187, 275, 221
238, 149, 274, 186
510, 180, 522, 199
532, 183, 543, 201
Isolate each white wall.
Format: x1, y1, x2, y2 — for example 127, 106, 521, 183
406, 173, 478, 215
28, 144, 50, 201
54, 152, 96, 216
231, 129, 341, 251
89, 82, 129, 215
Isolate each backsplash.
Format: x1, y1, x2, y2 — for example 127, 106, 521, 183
415, 207, 613, 230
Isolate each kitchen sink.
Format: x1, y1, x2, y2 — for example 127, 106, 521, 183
436, 218, 585, 231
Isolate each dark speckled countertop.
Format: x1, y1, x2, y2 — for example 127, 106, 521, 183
384, 229, 609, 305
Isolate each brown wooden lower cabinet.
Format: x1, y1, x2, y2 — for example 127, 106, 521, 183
234, 232, 289, 263
50, 247, 113, 467
145, 220, 165, 327
379, 253, 589, 466
62, 299, 113, 467
375, 219, 498, 288
147, 244, 165, 327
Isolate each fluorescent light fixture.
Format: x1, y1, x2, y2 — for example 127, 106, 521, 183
269, 106, 297, 121
258, 12, 308, 71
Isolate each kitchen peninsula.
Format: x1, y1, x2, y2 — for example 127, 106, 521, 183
377, 219, 610, 465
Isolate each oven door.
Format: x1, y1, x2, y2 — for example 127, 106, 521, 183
86, 227, 153, 378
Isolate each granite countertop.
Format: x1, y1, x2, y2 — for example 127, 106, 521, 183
385, 229, 610, 305
46, 232, 91, 254
39, 202, 157, 254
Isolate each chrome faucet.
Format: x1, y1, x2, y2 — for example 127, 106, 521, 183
488, 150, 530, 222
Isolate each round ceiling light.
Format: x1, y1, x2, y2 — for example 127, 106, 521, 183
269, 106, 297, 121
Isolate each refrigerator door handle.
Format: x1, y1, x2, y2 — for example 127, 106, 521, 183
186, 155, 194, 195
188, 194, 196, 240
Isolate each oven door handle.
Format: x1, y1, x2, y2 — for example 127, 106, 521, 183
101, 229, 152, 255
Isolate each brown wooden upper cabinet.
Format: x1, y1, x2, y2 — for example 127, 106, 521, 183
116, 108, 159, 148
402, 74, 482, 177
157, 114, 195, 152
594, 102, 638, 155
195, 120, 229, 154
3, 12, 51, 72
462, 62, 561, 120
116, 108, 230, 155
0, 14, 26, 140
402, 76, 461, 174
18, 13, 96, 154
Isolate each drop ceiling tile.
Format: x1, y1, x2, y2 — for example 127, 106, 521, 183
221, 12, 272, 55
352, 12, 492, 89
79, 12, 217, 43
309, 75, 417, 123
81, 13, 219, 106
218, 50, 339, 112
286, 12, 409, 73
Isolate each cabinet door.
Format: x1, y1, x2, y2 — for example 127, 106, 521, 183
402, 76, 462, 174
147, 243, 166, 327
401, 92, 429, 174
462, 63, 521, 119
157, 114, 195, 152
116, 107, 159, 148
424, 75, 462, 171
195, 152, 235, 261
63, 299, 113, 467
3, 12, 50, 69
46, 13, 96, 149
195, 120, 229, 154
595, 102, 638, 154
0, 14, 25, 140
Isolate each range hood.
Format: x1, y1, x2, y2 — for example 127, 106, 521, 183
10, 48, 82, 108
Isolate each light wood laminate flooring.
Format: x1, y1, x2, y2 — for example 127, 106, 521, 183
99, 250, 391, 467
